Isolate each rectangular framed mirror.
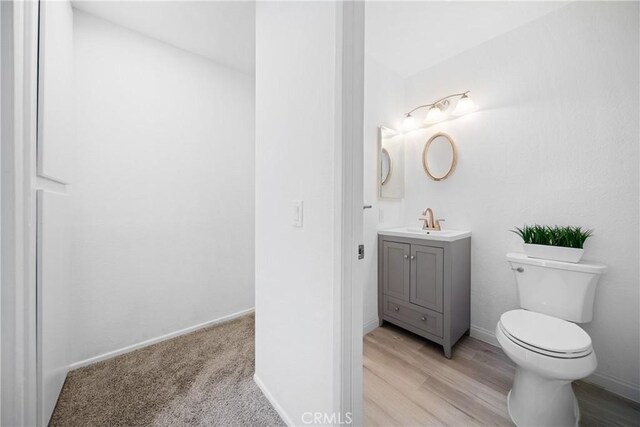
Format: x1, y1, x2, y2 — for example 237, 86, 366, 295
378, 126, 404, 199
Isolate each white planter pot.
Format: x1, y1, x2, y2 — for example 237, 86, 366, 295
523, 243, 584, 263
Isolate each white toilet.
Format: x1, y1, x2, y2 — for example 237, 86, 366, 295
496, 252, 607, 427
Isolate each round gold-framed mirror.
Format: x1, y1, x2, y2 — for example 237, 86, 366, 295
380, 147, 392, 185
422, 132, 457, 181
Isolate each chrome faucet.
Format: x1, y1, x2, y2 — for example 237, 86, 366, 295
419, 208, 445, 231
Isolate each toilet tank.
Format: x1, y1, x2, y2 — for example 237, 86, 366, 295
506, 252, 607, 323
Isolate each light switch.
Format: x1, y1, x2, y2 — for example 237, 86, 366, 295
292, 200, 303, 227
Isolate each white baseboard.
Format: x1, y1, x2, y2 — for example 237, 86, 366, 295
68, 308, 255, 371
468, 323, 640, 403
586, 372, 640, 403
363, 318, 379, 336
470, 324, 500, 347
253, 373, 294, 426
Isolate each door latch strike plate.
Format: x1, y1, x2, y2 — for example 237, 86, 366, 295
358, 244, 365, 260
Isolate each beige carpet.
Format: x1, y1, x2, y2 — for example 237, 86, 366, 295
50, 314, 284, 426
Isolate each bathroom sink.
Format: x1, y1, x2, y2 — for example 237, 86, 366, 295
378, 227, 471, 242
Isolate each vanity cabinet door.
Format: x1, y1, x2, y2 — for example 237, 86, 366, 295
410, 244, 444, 312
382, 241, 411, 301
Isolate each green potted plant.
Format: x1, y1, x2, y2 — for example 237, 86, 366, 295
511, 225, 593, 263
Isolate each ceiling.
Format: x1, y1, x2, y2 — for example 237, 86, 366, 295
71, 1, 567, 79
365, 1, 568, 79
72, 0, 255, 74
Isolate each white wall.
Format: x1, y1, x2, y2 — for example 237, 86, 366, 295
71, 11, 255, 365
362, 56, 405, 332
254, 2, 342, 424
400, 2, 639, 400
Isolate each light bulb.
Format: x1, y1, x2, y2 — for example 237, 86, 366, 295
452, 94, 477, 116
402, 114, 416, 132
424, 106, 444, 124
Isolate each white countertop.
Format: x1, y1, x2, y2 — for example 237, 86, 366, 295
378, 227, 471, 242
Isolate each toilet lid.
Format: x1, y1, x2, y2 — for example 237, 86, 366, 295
500, 309, 592, 356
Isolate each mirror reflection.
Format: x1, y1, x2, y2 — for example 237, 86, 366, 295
380, 148, 391, 185
379, 126, 404, 198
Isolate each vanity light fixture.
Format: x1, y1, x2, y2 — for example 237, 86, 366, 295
402, 91, 476, 131
424, 105, 445, 124
452, 93, 477, 116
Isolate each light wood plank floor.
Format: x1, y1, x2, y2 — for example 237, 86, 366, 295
364, 323, 640, 427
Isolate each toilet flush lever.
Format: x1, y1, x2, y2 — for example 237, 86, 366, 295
512, 267, 524, 273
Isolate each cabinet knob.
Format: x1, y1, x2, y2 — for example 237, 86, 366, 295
394, 306, 400, 311
420, 316, 426, 321
410, 255, 415, 260
403, 255, 409, 259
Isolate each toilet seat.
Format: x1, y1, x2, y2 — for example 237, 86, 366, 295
499, 309, 592, 359
496, 312, 598, 427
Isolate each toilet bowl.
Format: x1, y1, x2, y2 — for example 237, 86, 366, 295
498, 253, 607, 427
496, 309, 597, 427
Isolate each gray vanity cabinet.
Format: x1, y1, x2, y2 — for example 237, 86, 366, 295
378, 233, 470, 358
381, 241, 410, 300
411, 245, 444, 312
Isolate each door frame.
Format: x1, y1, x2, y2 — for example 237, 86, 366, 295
336, 1, 365, 425
0, 0, 39, 425
2, 2, 367, 426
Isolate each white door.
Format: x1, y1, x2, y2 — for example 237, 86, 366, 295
37, 0, 74, 184
341, 1, 365, 424
36, 0, 74, 424
36, 191, 70, 424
